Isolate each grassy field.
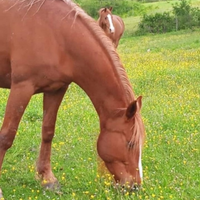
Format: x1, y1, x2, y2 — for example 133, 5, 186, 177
1, 30, 199, 200
0, 3, 200, 200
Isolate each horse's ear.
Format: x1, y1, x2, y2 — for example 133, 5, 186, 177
136, 96, 142, 111
109, 7, 113, 12
104, 8, 107, 12
126, 96, 142, 119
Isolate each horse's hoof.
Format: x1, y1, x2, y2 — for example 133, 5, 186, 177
42, 181, 60, 191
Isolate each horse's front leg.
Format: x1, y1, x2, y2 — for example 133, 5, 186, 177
36, 87, 67, 190
0, 82, 34, 198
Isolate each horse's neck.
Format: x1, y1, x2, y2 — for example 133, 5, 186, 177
73, 63, 129, 121
98, 21, 107, 32
63, 24, 130, 121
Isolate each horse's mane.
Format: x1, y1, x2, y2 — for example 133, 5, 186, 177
5, 0, 46, 12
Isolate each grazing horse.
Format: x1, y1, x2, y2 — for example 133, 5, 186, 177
97, 7, 125, 48
0, 0, 145, 198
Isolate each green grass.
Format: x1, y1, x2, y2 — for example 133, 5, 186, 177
120, 29, 200, 52
1, 29, 200, 199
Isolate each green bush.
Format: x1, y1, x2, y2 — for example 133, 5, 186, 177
173, 0, 193, 30
74, 0, 146, 18
191, 7, 200, 27
136, 12, 175, 35
173, 0, 200, 30
136, 0, 200, 35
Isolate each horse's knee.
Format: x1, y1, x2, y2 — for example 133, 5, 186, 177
0, 130, 15, 150
42, 126, 55, 143
42, 132, 54, 143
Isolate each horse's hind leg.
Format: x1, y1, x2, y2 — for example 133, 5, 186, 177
36, 87, 67, 190
0, 82, 34, 198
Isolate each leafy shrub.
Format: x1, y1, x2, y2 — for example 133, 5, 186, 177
136, 0, 200, 35
191, 7, 200, 27
136, 12, 175, 35
173, 0, 193, 30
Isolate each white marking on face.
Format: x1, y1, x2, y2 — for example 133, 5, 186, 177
107, 14, 115, 33
138, 144, 143, 180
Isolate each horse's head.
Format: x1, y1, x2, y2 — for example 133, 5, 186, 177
98, 7, 115, 33
97, 96, 145, 190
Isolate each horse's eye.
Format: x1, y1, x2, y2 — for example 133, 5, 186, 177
105, 17, 107, 19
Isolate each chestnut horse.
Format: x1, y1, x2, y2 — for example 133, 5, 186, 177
97, 7, 125, 48
0, 0, 145, 198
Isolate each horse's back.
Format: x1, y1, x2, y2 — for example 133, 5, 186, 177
0, 0, 72, 89
0, 1, 64, 52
